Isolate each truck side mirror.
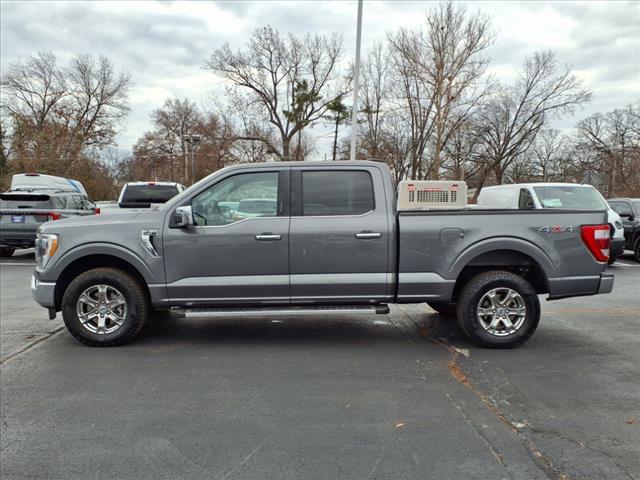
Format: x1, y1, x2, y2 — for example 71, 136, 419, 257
619, 211, 634, 220
173, 205, 194, 228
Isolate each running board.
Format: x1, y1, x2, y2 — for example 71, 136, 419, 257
180, 304, 390, 318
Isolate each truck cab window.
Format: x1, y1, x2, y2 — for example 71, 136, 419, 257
302, 170, 374, 216
191, 172, 278, 226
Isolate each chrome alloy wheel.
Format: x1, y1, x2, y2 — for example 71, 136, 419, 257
476, 287, 527, 337
76, 284, 127, 335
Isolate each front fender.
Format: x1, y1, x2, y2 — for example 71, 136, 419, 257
41, 242, 156, 283
449, 237, 557, 279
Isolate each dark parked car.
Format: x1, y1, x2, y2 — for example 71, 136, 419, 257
0, 189, 97, 257
607, 198, 640, 262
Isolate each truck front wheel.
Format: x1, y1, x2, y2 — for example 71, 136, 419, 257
456, 270, 540, 349
61, 267, 148, 346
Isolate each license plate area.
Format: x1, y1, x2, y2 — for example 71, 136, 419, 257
11, 215, 26, 223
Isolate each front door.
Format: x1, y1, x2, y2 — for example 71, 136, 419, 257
288, 167, 390, 303
163, 169, 290, 306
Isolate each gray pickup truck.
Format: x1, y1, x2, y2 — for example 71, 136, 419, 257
31, 161, 614, 348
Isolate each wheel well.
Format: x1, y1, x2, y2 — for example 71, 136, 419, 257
54, 254, 150, 310
451, 249, 548, 301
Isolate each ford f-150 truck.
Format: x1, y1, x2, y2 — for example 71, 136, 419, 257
31, 161, 614, 348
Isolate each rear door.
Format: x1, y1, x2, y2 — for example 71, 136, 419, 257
289, 166, 390, 303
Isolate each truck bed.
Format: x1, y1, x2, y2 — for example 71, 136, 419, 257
396, 208, 610, 302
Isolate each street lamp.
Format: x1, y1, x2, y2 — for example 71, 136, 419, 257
184, 134, 203, 185
349, 0, 363, 161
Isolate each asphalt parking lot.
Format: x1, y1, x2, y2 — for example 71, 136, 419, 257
1, 250, 639, 480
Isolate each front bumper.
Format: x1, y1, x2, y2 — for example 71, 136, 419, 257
31, 274, 56, 308
609, 237, 625, 258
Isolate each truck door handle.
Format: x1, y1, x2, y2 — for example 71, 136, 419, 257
355, 232, 382, 239
255, 233, 282, 241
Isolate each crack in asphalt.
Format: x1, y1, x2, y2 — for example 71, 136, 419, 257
0, 326, 64, 365
428, 333, 571, 480
392, 305, 571, 480
392, 307, 515, 476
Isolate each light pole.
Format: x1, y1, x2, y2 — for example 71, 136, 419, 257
184, 134, 202, 185
349, 0, 363, 161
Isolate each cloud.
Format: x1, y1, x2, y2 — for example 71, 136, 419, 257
1, 0, 639, 153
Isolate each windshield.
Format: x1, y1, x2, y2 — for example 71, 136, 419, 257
633, 200, 640, 214
121, 185, 179, 203
533, 186, 608, 210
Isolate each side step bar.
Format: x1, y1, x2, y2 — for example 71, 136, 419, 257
179, 304, 390, 318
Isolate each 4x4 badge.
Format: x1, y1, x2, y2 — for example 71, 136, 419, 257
539, 225, 575, 233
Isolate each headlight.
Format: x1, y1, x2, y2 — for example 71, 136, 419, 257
35, 234, 59, 269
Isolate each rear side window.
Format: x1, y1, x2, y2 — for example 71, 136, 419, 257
617, 202, 633, 215
122, 185, 179, 203
302, 171, 374, 216
533, 186, 607, 209
51, 196, 68, 209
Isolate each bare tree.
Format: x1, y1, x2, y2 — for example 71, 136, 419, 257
206, 26, 344, 160
473, 51, 591, 193
132, 97, 234, 183
359, 42, 390, 161
573, 102, 640, 195
383, 2, 493, 179
1, 51, 131, 177
528, 129, 573, 182
403, 1, 494, 178
387, 30, 436, 179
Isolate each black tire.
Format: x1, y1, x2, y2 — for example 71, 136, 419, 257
607, 256, 616, 265
62, 267, 148, 346
634, 237, 640, 263
0, 247, 15, 257
427, 301, 457, 318
456, 270, 540, 349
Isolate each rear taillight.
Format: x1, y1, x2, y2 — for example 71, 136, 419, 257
581, 224, 610, 262
48, 212, 61, 221
94, 207, 101, 215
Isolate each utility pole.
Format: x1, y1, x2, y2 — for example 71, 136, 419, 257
184, 134, 202, 185
349, 0, 363, 161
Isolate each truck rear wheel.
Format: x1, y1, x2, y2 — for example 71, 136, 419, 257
634, 237, 640, 263
0, 247, 15, 257
61, 267, 148, 346
456, 270, 540, 349
427, 301, 457, 318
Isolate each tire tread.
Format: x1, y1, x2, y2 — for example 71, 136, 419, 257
62, 267, 148, 347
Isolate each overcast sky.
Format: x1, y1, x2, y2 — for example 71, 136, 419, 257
1, 0, 639, 157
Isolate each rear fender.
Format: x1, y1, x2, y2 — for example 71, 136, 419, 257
449, 237, 557, 279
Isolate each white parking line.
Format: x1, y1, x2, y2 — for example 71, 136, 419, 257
0, 263, 36, 266
613, 262, 640, 267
